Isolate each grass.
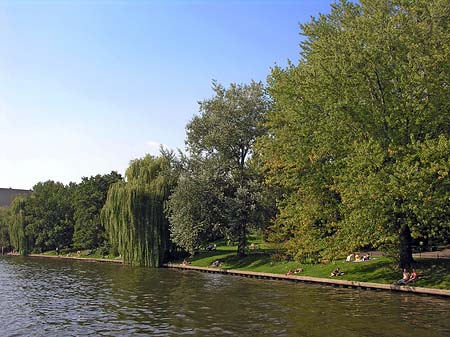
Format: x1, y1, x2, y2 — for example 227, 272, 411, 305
42, 249, 120, 260
173, 238, 450, 290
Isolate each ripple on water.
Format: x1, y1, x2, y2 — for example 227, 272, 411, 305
0, 256, 449, 337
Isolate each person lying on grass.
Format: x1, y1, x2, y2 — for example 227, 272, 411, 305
346, 253, 355, 262
347, 252, 373, 262
211, 260, 222, 267
285, 268, 303, 276
331, 268, 344, 277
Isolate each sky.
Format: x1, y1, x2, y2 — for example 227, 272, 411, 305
0, 0, 334, 190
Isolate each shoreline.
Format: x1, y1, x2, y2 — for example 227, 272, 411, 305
6, 254, 449, 297
27, 253, 123, 264
165, 263, 450, 298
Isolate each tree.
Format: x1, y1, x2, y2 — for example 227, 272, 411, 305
101, 151, 179, 267
258, 0, 450, 267
72, 171, 122, 250
167, 156, 224, 254
0, 207, 11, 253
169, 81, 271, 257
9, 181, 74, 254
334, 136, 450, 264
9, 197, 31, 255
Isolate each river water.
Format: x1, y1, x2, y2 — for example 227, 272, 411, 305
0, 256, 449, 337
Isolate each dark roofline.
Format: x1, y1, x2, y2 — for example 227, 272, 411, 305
0, 188, 33, 207
0, 188, 33, 192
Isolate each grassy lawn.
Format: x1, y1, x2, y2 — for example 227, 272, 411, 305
42, 249, 120, 260
173, 238, 450, 290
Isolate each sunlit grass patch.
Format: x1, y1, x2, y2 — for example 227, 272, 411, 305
173, 239, 450, 290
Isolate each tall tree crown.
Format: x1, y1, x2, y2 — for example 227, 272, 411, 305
259, 0, 450, 264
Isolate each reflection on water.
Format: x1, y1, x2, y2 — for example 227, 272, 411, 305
0, 256, 449, 336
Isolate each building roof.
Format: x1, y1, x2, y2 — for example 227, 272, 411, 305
0, 188, 33, 207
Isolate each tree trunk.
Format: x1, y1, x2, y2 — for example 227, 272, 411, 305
237, 223, 247, 257
399, 223, 414, 269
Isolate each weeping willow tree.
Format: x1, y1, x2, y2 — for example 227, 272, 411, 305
101, 151, 179, 267
9, 196, 32, 255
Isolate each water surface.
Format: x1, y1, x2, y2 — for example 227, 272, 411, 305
0, 256, 449, 336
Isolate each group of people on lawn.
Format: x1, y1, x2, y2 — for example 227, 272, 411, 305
346, 252, 371, 262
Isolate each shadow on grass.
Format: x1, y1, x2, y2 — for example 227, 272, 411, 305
221, 252, 273, 269
412, 259, 450, 288
339, 259, 399, 283
339, 258, 450, 288
186, 247, 275, 270
186, 249, 235, 262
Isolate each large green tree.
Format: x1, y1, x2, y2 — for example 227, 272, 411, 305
169, 81, 271, 257
72, 171, 122, 250
101, 151, 179, 267
258, 0, 450, 267
9, 181, 74, 254
167, 156, 224, 254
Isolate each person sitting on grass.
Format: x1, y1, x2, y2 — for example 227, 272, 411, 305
405, 269, 417, 284
397, 269, 410, 284
331, 268, 344, 277
362, 253, 371, 261
211, 260, 222, 267
181, 259, 191, 266
206, 244, 217, 251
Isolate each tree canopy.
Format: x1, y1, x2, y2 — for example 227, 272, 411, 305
258, 0, 450, 266
9, 181, 74, 254
0, 207, 11, 252
72, 172, 122, 250
101, 151, 179, 266
168, 81, 272, 256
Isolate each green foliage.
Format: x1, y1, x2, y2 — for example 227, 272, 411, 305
9, 197, 30, 254
167, 157, 223, 254
0, 207, 11, 251
72, 171, 122, 250
334, 136, 450, 255
101, 151, 179, 267
168, 81, 273, 256
258, 0, 450, 266
9, 181, 74, 254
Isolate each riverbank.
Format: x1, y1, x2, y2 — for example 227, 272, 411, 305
165, 263, 450, 297
17, 252, 450, 297
17, 242, 450, 293
171, 240, 450, 291
27, 253, 123, 264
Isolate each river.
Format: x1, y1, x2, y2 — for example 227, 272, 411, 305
0, 256, 449, 336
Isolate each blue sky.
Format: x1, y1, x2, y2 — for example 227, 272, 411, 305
0, 0, 334, 189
